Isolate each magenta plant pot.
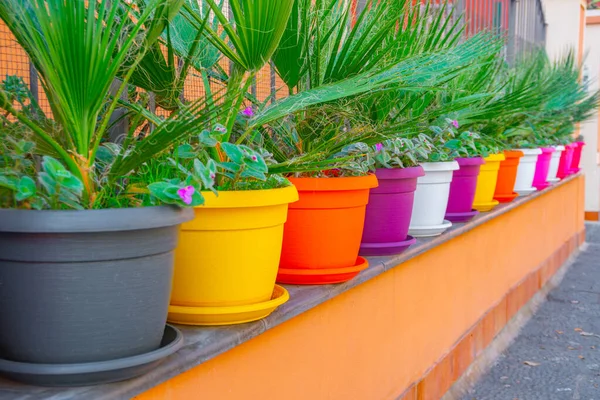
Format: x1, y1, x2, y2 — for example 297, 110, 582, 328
445, 157, 485, 222
359, 166, 425, 256
570, 141, 585, 173
532, 147, 555, 190
557, 143, 576, 179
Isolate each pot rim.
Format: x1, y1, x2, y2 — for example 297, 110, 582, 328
516, 148, 543, 155
0, 206, 193, 234
199, 184, 298, 209
454, 157, 485, 166
289, 174, 378, 192
420, 161, 460, 172
553, 145, 566, 151
484, 153, 506, 162
539, 147, 555, 154
503, 150, 524, 158
374, 166, 425, 180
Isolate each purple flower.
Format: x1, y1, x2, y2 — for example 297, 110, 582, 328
251, 155, 258, 161
215, 126, 227, 133
177, 185, 195, 205
375, 143, 383, 152
209, 172, 216, 180
242, 106, 254, 117
451, 120, 459, 129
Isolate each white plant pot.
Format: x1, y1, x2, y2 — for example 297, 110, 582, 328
408, 161, 459, 237
514, 148, 542, 196
546, 145, 565, 183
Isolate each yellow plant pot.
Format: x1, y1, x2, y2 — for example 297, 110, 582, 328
168, 185, 298, 325
473, 153, 505, 212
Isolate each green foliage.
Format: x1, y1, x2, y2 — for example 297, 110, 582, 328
370, 137, 433, 169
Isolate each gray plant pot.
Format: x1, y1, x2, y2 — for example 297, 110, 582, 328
0, 206, 193, 365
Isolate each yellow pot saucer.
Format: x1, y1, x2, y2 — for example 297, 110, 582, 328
167, 285, 289, 326
472, 200, 499, 212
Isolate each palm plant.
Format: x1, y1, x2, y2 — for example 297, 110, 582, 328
0, 0, 224, 208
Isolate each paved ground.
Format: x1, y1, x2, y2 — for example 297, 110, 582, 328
462, 223, 600, 400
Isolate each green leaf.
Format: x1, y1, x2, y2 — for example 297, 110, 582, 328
220, 142, 244, 164
60, 175, 84, 195
15, 176, 36, 201
42, 156, 70, 180
177, 144, 197, 158
38, 172, 57, 195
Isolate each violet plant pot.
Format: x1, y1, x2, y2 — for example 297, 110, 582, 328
570, 141, 585, 173
532, 147, 555, 190
360, 166, 424, 256
0, 206, 192, 385
445, 157, 485, 222
514, 148, 542, 195
546, 145, 565, 183
408, 161, 459, 237
557, 143, 576, 179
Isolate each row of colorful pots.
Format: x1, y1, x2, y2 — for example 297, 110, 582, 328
167, 142, 584, 327
0, 142, 584, 387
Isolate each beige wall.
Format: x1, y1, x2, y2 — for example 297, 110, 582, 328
543, 0, 582, 60
583, 11, 600, 212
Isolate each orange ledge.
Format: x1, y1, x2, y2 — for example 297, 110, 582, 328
585, 211, 599, 221
137, 176, 585, 400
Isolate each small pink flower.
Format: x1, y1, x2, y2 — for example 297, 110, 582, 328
251, 155, 258, 161
242, 106, 254, 117
209, 172, 216, 180
215, 126, 226, 133
451, 120, 459, 128
177, 185, 195, 205
375, 143, 383, 152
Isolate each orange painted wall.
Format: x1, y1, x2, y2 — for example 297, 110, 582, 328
136, 176, 585, 400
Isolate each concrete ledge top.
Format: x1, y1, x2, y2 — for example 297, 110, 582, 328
0, 174, 581, 400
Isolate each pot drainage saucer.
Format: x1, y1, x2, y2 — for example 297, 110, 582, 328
168, 285, 289, 326
0, 325, 183, 387
277, 257, 369, 285
445, 209, 479, 223
534, 182, 551, 190
515, 187, 537, 196
473, 200, 500, 212
359, 236, 417, 257
408, 220, 452, 237
494, 192, 518, 203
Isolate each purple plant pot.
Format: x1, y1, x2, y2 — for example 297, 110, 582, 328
359, 166, 425, 256
570, 141, 585, 173
445, 157, 485, 222
532, 147, 555, 190
557, 143, 576, 179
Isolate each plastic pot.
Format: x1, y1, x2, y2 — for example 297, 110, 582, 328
546, 145, 565, 183
570, 141, 585, 173
557, 143, 576, 179
169, 186, 298, 325
514, 148, 542, 195
278, 175, 378, 285
532, 147, 555, 190
408, 161, 459, 237
494, 150, 524, 203
473, 153, 505, 212
445, 157, 485, 222
0, 207, 191, 366
360, 166, 424, 256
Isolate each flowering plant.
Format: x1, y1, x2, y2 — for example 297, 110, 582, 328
370, 136, 433, 169
423, 119, 486, 161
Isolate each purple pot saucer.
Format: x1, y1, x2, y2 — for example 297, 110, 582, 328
445, 209, 479, 223
359, 235, 417, 257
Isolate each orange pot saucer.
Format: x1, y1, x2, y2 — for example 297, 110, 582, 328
494, 192, 519, 203
167, 285, 289, 326
276, 257, 369, 285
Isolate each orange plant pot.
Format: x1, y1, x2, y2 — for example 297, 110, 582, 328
277, 175, 379, 285
494, 150, 524, 203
